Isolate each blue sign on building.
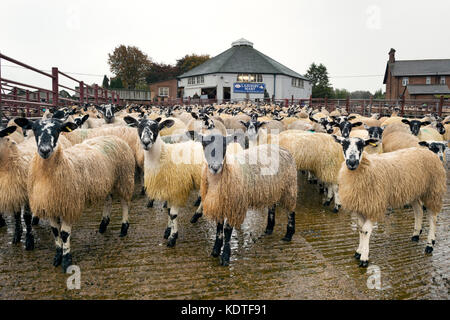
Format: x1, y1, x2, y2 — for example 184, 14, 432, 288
233, 83, 265, 93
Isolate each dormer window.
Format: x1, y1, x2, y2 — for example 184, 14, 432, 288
441, 76, 446, 85
402, 77, 409, 86
426, 77, 431, 85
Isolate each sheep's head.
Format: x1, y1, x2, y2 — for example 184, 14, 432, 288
73, 115, 89, 128
240, 119, 266, 139
332, 136, 378, 170
14, 118, 77, 159
434, 122, 446, 135
197, 134, 234, 175
402, 119, 430, 136
419, 141, 448, 163
98, 104, 116, 124
364, 124, 384, 141
0, 126, 18, 156
309, 115, 336, 134
124, 115, 174, 151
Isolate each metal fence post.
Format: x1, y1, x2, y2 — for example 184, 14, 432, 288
401, 95, 405, 116
346, 96, 350, 113
79, 81, 84, 106
94, 84, 98, 105
439, 95, 444, 117
52, 67, 59, 107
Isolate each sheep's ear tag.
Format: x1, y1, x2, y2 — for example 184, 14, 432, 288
369, 142, 377, 147
67, 127, 73, 132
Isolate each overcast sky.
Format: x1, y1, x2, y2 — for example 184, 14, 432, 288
2, 0, 450, 94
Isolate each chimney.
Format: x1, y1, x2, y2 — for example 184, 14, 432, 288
389, 48, 396, 63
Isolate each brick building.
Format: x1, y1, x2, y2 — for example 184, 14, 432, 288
383, 48, 450, 100
149, 79, 178, 101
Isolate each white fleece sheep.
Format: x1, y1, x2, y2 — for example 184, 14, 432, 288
333, 136, 446, 268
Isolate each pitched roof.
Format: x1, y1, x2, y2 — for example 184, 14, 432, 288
390, 59, 450, 76
178, 39, 309, 80
407, 84, 450, 95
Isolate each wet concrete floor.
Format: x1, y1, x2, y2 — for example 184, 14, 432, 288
0, 173, 448, 300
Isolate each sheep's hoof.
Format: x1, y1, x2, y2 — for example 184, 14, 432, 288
282, 232, 294, 242
62, 253, 73, 272
359, 260, 369, 268
190, 212, 203, 224
119, 222, 129, 237
25, 234, 35, 251
411, 235, 420, 242
163, 227, 171, 239
99, 217, 110, 234
354, 252, 361, 260
332, 205, 341, 213
140, 186, 146, 196
422, 205, 427, 211
211, 245, 222, 257
167, 232, 178, 247
264, 228, 273, 235
31, 216, 40, 226
53, 248, 63, 267
425, 246, 434, 254
0, 216, 6, 228
194, 196, 201, 207
163, 201, 168, 208
323, 200, 332, 207
146, 199, 154, 208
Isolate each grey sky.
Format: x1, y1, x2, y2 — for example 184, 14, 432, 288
2, 0, 450, 94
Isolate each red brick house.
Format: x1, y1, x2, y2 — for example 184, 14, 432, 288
149, 79, 178, 101
383, 48, 450, 100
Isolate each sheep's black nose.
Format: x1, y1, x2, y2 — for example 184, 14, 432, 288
346, 159, 359, 170
39, 146, 52, 159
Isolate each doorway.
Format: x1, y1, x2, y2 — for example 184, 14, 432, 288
223, 87, 231, 101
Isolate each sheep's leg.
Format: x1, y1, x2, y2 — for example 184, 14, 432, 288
323, 184, 334, 207
282, 212, 295, 242
332, 184, 341, 213
411, 200, 423, 242
119, 199, 130, 237
140, 186, 146, 196
319, 182, 326, 194
265, 205, 276, 235
0, 214, 6, 228
220, 223, 233, 266
307, 171, 317, 184
359, 219, 374, 268
12, 211, 22, 244
211, 222, 224, 257
163, 201, 168, 208
425, 211, 438, 254
26, 202, 39, 226
99, 194, 112, 234
23, 205, 34, 251
60, 220, 73, 272
163, 207, 172, 239
146, 199, 154, 208
190, 202, 203, 224
49, 217, 63, 267
354, 213, 365, 260
167, 206, 179, 247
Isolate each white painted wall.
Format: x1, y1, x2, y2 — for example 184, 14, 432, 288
179, 73, 311, 101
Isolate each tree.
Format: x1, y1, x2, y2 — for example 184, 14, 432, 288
176, 54, 210, 75
145, 62, 179, 84
305, 63, 334, 98
350, 90, 372, 99
108, 45, 152, 89
333, 88, 350, 99
373, 89, 385, 99
102, 75, 109, 88
109, 77, 124, 89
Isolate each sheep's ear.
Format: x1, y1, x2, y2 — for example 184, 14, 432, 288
256, 121, 267, 129
364, 139, 379, 147
159, 119, 174, 130
352, 122, 363, 128
421, 121, 431, 126
0, 126, 17, 138
61, 122, 78, 133
331, 135, 343, 144
124, 116, 139, 127
309, 115, 318, 123
348, 115, 357, 121
418, 141, 430, 147
154, 117, 162, 123
14, 117, 33, 129
239, 120, 248, 128
81, 114, 89, 124
402, 119, 410, 125
445, 121, 450, 125
191, 112, 199, 120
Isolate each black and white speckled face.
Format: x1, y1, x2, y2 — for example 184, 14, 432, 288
365, 125, 384, 141
124, 116, 174, 151
99, 104, 115, 123
332, 136, 378, 170
14, 118, 77, 159
402, 119, 431, 136
199, 134, 227, 175
419, 141, 448, 163
338, 121, 363, 138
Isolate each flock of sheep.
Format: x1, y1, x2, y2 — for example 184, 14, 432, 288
0, 102, 448, 272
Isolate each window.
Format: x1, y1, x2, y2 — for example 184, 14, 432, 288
441, 76, 446, 85
188, 77, 196, 85
237, 74, 263, 83
291, 78, 304, 88
197, 76, 204, 84
426, 77, 431, 85
158, 87, 169, 97
402, 77, 409, 86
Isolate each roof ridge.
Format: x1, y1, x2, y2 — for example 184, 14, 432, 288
395, 58, 450, 62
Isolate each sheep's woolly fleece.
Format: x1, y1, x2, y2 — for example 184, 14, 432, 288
200, 144, 297, 228
28, 135, 135, 224
382, 123, 419, 152
338, 147, 446, 222
144, 140, 203, 208
277, 130, 344, 184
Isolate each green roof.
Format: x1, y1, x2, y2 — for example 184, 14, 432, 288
178, 39, 309, 80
